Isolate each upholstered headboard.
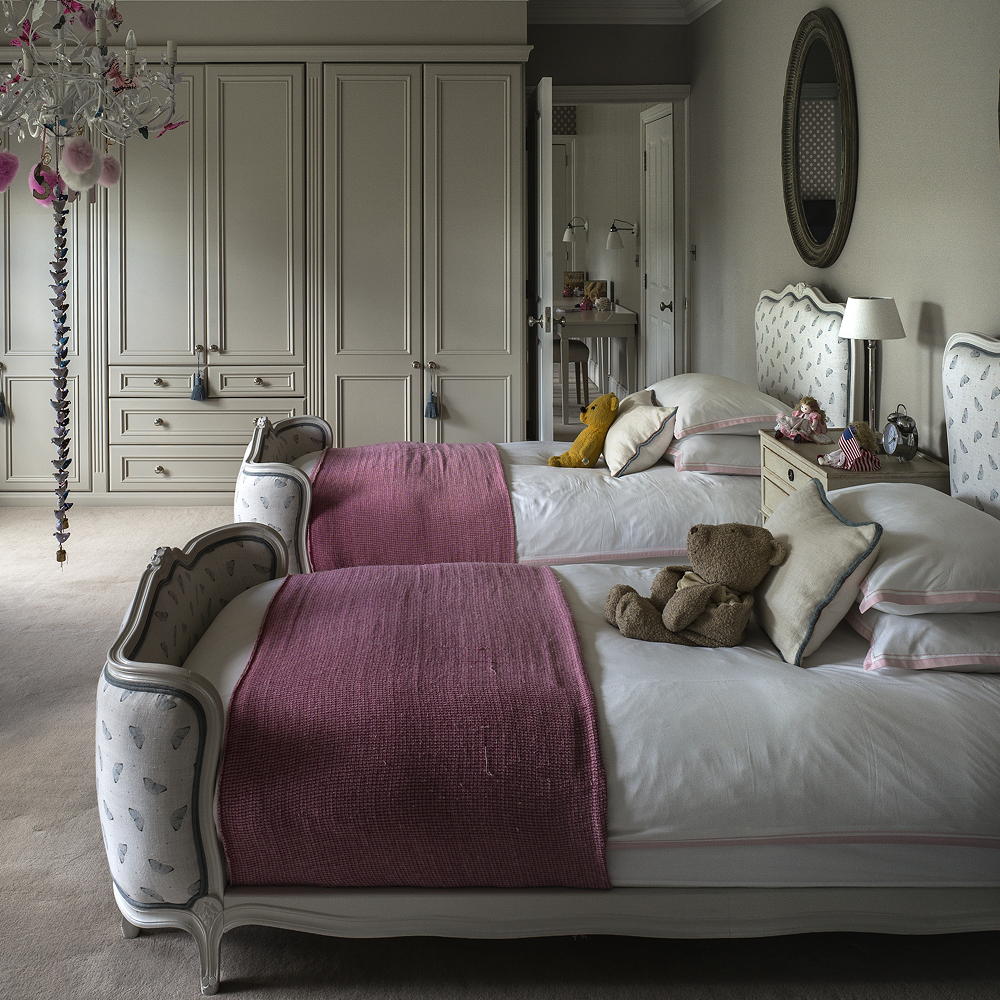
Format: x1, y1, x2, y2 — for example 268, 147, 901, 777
943, 332, 1000, 519
755, 283, 863, 428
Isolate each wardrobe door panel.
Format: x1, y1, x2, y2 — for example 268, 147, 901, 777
423, 65, 523, 442
334, 374, 418, 448
108, 66, 204, 364
207, 65, 304, 364
428, 374, 510, 445
1, 128, 90, 491
323, 64, 422, 445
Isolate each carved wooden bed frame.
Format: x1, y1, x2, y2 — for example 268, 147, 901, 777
96, 333, 1000, 994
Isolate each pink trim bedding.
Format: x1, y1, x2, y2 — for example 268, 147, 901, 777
217, 563, 610, 889
306, 442, 516, 570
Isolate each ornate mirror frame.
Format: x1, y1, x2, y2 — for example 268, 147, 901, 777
781, 8, 858, 268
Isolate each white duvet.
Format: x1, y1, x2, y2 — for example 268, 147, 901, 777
296, 441, 762, 565
186, 562, 1000, 889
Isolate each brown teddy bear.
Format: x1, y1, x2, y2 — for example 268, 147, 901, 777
604, 522, 788, 647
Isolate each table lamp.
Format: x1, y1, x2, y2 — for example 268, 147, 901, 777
839, 296, 906, 432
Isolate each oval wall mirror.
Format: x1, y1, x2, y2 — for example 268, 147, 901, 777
781, 8, 858, 268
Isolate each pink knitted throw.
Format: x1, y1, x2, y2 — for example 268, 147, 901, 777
218, 563, 609, 889
306, 442, 516, 570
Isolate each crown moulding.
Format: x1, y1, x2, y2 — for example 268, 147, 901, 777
528, 0, 724, 26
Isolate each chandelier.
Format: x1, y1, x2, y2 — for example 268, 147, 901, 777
0, 2, 180, 563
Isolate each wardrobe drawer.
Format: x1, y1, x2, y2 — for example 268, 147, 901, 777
109, 398, 304, 445
109, 367, 196, 396
208, 366, 305, 396
109, 447, 244, 492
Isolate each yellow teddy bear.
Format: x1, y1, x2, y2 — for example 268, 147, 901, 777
548, 393, 619, 468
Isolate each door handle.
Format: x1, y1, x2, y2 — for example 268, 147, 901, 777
426, 361, 439, 370
527, 315, 544, 328
411, 361, 424, 369
554, 315, 567, 327
659, 301, 673, 313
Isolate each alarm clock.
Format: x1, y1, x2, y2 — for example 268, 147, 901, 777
883, 404, 919, 461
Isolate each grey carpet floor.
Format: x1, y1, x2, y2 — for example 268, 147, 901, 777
1, 505, 998, 999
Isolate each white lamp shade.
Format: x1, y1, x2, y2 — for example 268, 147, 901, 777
562, 225, 574, 243
606, 228, 624, 251
840, 297, 906, 341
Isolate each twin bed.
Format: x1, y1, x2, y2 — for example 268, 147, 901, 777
95, 289, 1000, 995
234, 283, 862, 572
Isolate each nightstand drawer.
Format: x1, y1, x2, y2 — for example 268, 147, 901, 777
761, 472, 795, 518
761, 441, 814, 489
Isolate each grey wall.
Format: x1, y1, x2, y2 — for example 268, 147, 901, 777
124, 2, 526, 45
688, 0, 1000, 456
527, 25, 689, 86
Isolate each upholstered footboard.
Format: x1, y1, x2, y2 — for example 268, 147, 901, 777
233, 416, 332, 574
96, 523, 287, 995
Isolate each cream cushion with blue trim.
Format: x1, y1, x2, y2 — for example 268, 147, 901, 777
603, 398, 677, 477
757, 479, 883, 665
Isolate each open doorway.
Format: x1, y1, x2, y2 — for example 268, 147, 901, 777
530, 84, 689, 442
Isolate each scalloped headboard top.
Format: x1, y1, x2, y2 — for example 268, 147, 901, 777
755, 283, 862, 429
943, 332, 1000, 519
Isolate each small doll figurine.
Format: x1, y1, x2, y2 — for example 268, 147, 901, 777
774, 395, 830, 443
578, 296, 594, 311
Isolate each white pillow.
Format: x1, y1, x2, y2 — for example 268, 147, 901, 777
616, 389, 655, 416
604, 405, 677, 477
666, 434, 761, 475
847, 606, 1000, 673
757, 479, 883, 665
648, 373, 785, 439
828, 483, 1000, 615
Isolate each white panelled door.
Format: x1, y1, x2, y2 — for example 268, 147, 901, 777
323, 64, 423, 447
533, 76, 554, 442
642, 106, 675, 385
423, 64, 523, 444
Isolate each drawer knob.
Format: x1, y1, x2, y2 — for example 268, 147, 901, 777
253, 377, 265, 386
411, 361, 424, 369
153, 417, 165, 427
209, 344, 220, 353
787, 468, 795, 483
426, 361, 439, 370
154, 465, 166, 475
152, 377, 165, 387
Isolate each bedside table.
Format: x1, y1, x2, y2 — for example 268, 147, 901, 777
759, 430, 950, 520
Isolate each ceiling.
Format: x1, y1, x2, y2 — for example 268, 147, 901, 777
527, 0, 724, 25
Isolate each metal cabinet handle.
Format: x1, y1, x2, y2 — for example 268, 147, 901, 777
152, 377, 165, 387
554, 315, 567, 327
153, 417, 165, 427
787, 467, 795, 483
209, 344, 220, 353
659, 300, 673, 312
153, 465, 166, 475
411, 361, 424, 369
527, 315, 544, 328
194, 344, 204, 354
426, 361, 439, 370
253, 377, 265, 386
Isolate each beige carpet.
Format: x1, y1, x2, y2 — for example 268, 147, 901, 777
1, 504, 998, 999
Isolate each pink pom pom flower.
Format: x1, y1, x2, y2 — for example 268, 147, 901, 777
28, 162, 62, 207
0, 150, 19, 193
63, 135, 95, 175
98, 154, 122, 187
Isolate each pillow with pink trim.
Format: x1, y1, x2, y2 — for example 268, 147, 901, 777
648, 373, 785, 438
846, 605, 1000, 673
666, 433, 761, 475
828, 483, 1000, 615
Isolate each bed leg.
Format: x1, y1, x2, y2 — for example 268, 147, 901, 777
190, 897, 224, 996
120, 915, 140, 940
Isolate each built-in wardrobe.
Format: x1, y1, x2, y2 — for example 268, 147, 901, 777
0, 47, 527, 503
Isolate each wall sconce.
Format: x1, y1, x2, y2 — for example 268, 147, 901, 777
562, 216, 588, 243
606, 218, 637, 250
